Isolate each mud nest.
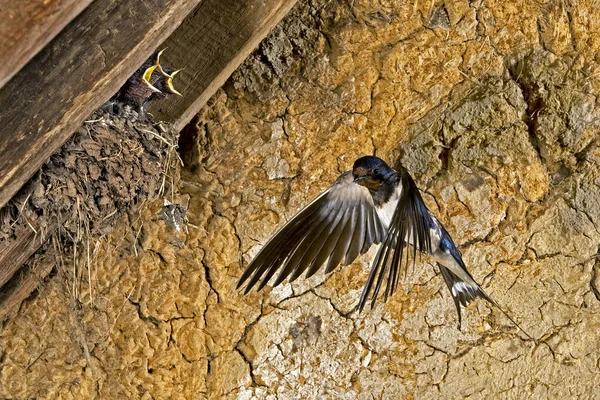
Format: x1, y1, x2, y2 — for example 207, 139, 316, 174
0, 111, 180, 315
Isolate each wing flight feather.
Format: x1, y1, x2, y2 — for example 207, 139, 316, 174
238, 172, 386, 292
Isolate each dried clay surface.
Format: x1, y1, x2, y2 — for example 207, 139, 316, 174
3, 0, 600, 398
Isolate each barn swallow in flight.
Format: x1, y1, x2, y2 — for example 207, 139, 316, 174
238, 156, 530, 336
105, 49, 182, 119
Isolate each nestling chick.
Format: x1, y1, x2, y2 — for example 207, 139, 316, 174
105, 49, 182, 120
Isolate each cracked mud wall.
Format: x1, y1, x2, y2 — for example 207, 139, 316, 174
3, 0, 600, 398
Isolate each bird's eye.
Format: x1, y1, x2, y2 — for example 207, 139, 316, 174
373, 168, 380, 175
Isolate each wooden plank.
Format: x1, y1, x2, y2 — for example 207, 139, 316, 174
0, 224, 56, 289
0, 257, 55, 322
0, 0, 94, 90
147, 0, 299, 132
0, 0, 202, 210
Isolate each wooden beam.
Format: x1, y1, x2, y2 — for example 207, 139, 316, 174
0, 0, 202, 210
147, 0, 299, 132
0, 257, 55, 322
0, 224, 56, 289
0, 0, 94, 90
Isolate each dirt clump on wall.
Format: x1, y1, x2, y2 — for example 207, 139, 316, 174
3, 0, 600, 398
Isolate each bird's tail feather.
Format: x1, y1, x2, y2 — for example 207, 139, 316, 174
438, 264, 534, 340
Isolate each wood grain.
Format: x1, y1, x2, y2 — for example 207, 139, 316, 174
0, 0, 202, 210
0, 221, 56, 322
0, 225, 55, 289
0, 0, 93, 89
147, 0, 299, 131
0, 256, 55, 322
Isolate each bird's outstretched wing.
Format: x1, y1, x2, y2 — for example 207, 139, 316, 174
237, 171, 387, 293
358, 168, 433, 310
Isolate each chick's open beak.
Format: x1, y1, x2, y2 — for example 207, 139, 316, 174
164, 70, 183, 96
154, 49, 183, 96
141, 65, 162, 93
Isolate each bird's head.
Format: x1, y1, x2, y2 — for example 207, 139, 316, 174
352, 156, 394, 190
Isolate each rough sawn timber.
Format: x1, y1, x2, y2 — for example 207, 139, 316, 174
0, 0, 93, 90
0, 255, 55, 322
0, 225, 55, 289
147, 0, 300, 131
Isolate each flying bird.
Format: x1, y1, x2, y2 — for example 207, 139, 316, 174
238, 156, 530, 335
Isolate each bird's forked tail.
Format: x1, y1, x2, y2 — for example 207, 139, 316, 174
438, 263, 534, 341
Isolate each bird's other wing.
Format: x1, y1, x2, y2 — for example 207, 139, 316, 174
359, 168, 433, 310
238, 171, 387, 293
